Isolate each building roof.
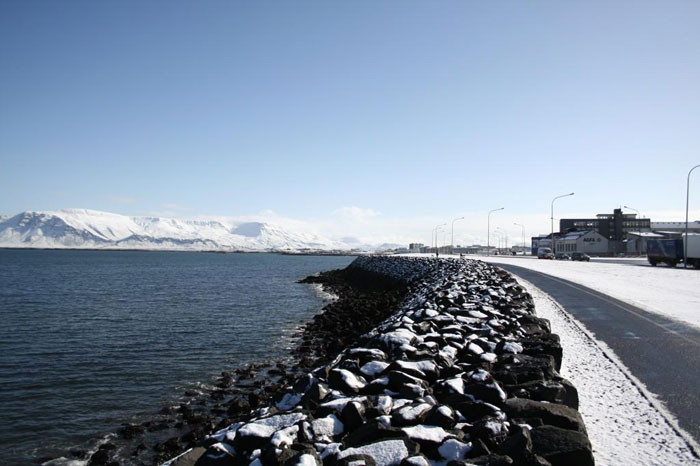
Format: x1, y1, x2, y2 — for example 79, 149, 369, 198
626, 231, 665, 238
560, 230, 596, 240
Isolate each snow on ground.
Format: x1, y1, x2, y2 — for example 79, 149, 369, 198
521, 278, 699, 465
478, 255, 700, 330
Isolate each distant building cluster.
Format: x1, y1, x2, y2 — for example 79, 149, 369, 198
532, 208, 700, 257
401, 207, 700, 258
401, 243, 513, 256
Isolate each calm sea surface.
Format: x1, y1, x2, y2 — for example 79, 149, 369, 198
0, 249, 354, 465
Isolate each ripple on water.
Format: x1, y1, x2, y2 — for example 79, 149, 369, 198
0, 250, 355, 465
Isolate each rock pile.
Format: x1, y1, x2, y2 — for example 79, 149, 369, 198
166, 257, 594, 466
295, 264, 409, 371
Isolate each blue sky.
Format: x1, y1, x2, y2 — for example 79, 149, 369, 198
1, 1, 699, 244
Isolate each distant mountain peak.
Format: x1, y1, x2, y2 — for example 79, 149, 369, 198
0, 209, 381, 251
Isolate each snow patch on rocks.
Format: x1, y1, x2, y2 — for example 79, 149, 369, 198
167, 257, 597, 466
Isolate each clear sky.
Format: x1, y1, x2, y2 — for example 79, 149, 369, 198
1, 1, 699, 245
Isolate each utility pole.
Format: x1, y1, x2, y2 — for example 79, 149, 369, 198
551, 193, 574, 254
495, 228, 503, 254
487, 208, 504, 256
451, 216, 465, 252
433, 223, 446, 257
685, 165, 700, 268
624, 205, 642, 255
514, 223, 525, 255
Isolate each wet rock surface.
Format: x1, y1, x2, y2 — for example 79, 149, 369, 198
162, 257, 593, 466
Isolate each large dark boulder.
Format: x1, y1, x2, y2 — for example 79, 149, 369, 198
424, 405, 456, 429
453, 400, 502, 423
519, 334, 563, 372
387, 371, 428, 392
343, 421, 408, 448
469, 417, 508, 449
496, 424, 533, 462
463, 382, 506, 406
391, 403, 433, 427
503, 398, 587, 434
530, 426, 594, 466
328, 369, 367, 394
276, 444, 322, 466
504, 380, 578, 410
341, 400, 367, 432
493, 355, 557, 385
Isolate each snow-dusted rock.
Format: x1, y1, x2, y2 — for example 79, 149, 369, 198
336, 439, 415, 466
163, 256, 591, 466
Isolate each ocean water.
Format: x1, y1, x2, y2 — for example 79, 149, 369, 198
0, 249, 354, 465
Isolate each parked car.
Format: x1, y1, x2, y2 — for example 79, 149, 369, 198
555, 253, 570, 260
571, 252, 590, 262
537, 247, 554, 259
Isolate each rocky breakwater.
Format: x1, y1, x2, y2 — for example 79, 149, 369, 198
166, 257, 594, 466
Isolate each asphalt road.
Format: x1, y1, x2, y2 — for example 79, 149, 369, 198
495, 263, 700, 447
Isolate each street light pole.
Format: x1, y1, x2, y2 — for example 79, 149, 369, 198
451, 216, 465, 251
514, 223, 525, 255
685, 165, 700, 268
623, 205, 642, 256
551, 193, 574, 254
623, 205, 640, 217
487, 208, 504, 256
433, 223, 446, 257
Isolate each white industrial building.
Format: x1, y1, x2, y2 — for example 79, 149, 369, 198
554, 230, 609, 255
625, 231, 665, 255
650, 221, 700, 234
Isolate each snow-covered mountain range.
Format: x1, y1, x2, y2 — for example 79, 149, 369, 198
0, 209, 394, 251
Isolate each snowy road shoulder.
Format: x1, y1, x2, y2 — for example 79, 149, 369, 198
479, 255, 700, 330
518, 277, 700, 465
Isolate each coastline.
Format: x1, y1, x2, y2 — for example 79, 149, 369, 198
0, 247, 359, 255
161, 257, 594, 466
59, 258, 407, 466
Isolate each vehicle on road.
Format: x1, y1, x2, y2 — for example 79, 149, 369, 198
571, 252, 590, 261
555, 253, 570, 260
686, 235, 700, 268
647, 236, 700, 268
537, 247, 554, 259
